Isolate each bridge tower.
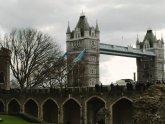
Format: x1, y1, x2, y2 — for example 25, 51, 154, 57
0, 47, 11, 90
136, 29, 164, 82
66, 13, 100, 87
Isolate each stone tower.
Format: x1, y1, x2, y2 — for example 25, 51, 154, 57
0, 47, 11, 90
136, 29, 164, 82
66, 14, 100, 87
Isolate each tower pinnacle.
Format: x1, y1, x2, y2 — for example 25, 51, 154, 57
161, 33, 164, 43
66, 21, 71, 34
136, 34, 140, 44
95, 20, 100, 32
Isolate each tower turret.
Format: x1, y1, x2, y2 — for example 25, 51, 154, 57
136, 35, 140, 49
75, 14, 90, 37
95, 20, 100, 38
136, 29, 164, 82
143, 29, 156, 48
66, 22, 71, 40
161, 33, 164, 44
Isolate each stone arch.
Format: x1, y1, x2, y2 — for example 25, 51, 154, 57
85, 96, 107, 105
111, 97, 133, 124
24, 98, 39, 118
0, 99, 5, 113
8, 98, 21, 114
62, 97, 81, 107
42, 97, 59, 108
42, 98, 59, 123
86, 96, 106, 124
62, 97, 81, 124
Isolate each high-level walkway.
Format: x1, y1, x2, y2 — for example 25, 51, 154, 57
100, 43, 156, 58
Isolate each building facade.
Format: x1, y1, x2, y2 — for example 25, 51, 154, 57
66, 13, 100, 87
136, 29, 164, 82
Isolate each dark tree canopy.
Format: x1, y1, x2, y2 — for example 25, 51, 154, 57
1, 28, 65, 89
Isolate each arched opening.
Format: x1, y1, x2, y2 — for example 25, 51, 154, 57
63, 99, 81, 124
8, 99, 20, 114
112, 98, 133, 124
43, 99, 58, 123
87, 97, 106, 124
0, 101, 4, 113
24, 99, 38, 118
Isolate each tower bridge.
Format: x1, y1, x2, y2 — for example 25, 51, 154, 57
0, 14, 164, 124
66, 14, 164, 86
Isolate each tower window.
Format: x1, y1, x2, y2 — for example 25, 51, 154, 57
72, 41, 81, 48
89, 79, 96, 86
91, 41, 96, 47
89, 56, 96, 61
92, 41, 95, 45
89, 68, 96, 74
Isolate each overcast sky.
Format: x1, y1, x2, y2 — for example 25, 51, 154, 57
0, 0, 165, 84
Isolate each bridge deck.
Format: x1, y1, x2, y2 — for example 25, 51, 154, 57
99, 43, 156, 58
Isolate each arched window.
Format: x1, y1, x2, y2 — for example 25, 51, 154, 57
112, 98, 133, 124
8, 99, 20, 114
63, 99, 81, 124
42, 99, 58, 123
24, 99, 38, 118
86, 97, 106, 124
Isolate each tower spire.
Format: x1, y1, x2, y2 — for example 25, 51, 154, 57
136, 34, 140, 44
161, 33, 164, 43
66, 21, 71, 34
95, 20, 100, 32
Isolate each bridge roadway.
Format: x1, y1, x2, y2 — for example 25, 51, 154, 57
100, 43, 156, 58
0, 85, 142, 124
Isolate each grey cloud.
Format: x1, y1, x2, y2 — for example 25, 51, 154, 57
95, 6, 165, 32
0, 0, 71, 30
0, 0, 164, 51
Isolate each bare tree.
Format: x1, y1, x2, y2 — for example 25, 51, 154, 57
1, 28, 64, 89
38, 58, 67, 89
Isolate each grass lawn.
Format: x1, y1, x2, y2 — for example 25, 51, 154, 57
0, 115, 31, 124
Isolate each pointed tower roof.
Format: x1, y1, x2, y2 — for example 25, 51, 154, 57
136, 35, 140, 45
95, 20, 100, 32
66, 22, 71, 34
161, 33, 164, 43
143, 29, 156, 47
76, 13, 90, 31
